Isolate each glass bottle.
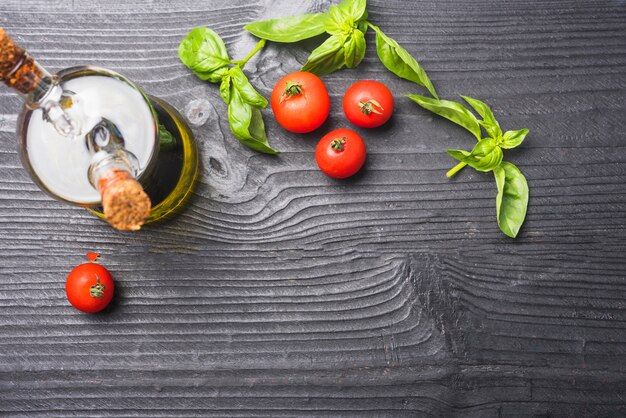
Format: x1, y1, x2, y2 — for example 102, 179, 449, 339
0, 27, 198, 230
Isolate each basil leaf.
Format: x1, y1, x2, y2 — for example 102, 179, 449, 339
204, 66, 229, 83
178, 27, 230, 78
373, 25, 438, 99
344, 29, 366, 68
302, 34, 346, 76
244, 13, 328, 43
462, 96, 501, 139
324, 5, 352, 35
494, 162, 528, 238
406, 94, 482, 140
229, 67, 268, 108
448, 138, 503, 172
228, 86, 279, 155
501, 128, 529, 149
337, 0, 367, 21
219, 74, 231, 104
356, 18, 368, 34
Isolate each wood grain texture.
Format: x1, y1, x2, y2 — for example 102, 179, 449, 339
1, 0, 626, 416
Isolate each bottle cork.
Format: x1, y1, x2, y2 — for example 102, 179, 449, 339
0, 27, 42, 95
97, 169, 151, 231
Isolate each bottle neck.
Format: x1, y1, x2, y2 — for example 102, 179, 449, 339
1, 29, 48, 103
89, 153, 151, 231
1, 28, 79, 136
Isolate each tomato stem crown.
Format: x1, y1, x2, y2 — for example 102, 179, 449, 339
89, 276, 106, 299
331, 137, 347, 152
359, 99, 384, 115
280, 81, 303, 103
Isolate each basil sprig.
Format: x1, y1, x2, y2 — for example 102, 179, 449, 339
178, 27, 279, 154
407, 94, 530, 238
237, 1, 532, 238
245, 0, 437, 98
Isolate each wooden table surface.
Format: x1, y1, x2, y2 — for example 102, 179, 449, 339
1, 0, 625, 416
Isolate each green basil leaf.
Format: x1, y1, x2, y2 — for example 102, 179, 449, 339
229, 67, 268, 108
373, 25, 438, 99
244, 13, 328, 43
301, 34, 346, 76
461, 96, 501, 138
219, 74, 231, 104
344, 29, 366, 68
448, 138, 503, 172
203, 66, 229, 83
337, 0, 367, 22
356, 18, 368, 34
494, 161, 528, 238
406, 94, 482, 140
178, 27, 230, 78
501, 128, 529, 149
324, 5, 352, 35
227, 87, 279, 154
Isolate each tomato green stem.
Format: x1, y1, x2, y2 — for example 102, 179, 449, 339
447, 162, 467, 178
331, 137, 346, 152
359, 99, 384, 115
89, 275, 106, 298
280, 81, 303, 103
233, 39, 266, 69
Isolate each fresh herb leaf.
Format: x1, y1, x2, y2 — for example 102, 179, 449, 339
356, 18, 368, 34
501, 128, 529, 149
494, 162, 528, 238
344, 28, 366, 68
301, 34, 346, 76
178, 27, 231, 78
372, 25, 438, 99
244, 13, 328, 43
448, 138, 503, 172
202, 67, 229, 83
180, 27, 278, 154
324, 5, 352, 35
337, 0, 367, 21
229, 67, 268, 108
228, 86, 279, 155
406, 94, 481, 140
462, 96, 501, 139
219, 74, 231, 104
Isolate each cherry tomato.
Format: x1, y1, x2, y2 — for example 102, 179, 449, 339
66, 263, 114, 313
271, 71, 330, 133
315, 128, 366, 179
343, 80, 394, 128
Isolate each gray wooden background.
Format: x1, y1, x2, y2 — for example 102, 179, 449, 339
1, 0, 625, 416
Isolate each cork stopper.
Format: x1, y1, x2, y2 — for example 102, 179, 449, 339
97, 169, 151, 231
0, 27, 42, 95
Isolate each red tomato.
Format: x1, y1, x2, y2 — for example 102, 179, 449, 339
271, 71, 330, 133
343, 80, 394, 128
315, 128, 366, 179
66, 263, 114, 313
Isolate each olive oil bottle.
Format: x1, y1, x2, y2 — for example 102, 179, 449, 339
0, 28, 198, 230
